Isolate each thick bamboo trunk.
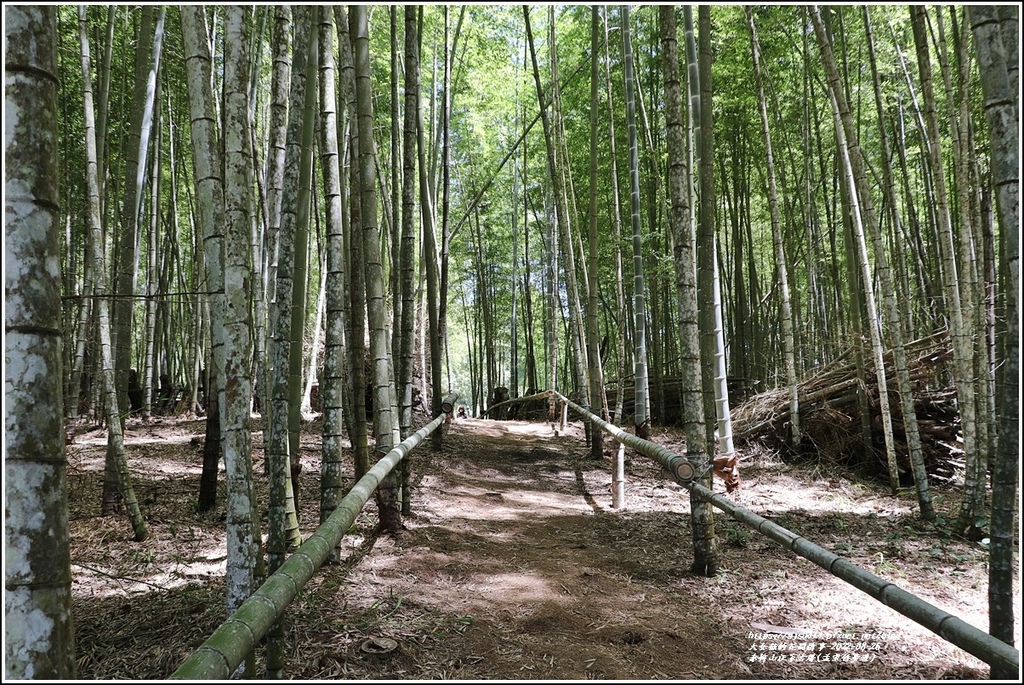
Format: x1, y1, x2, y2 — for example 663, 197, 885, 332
398, 6, 421, 447
318, 7, 346, 536
353, 6, 400, 532
687, 6, 722, 576
968, 5, 1019, 673
6, 8, 77, 675
220, 11, 265, 676
268, 6, 314, 564
336, 6, 371, 476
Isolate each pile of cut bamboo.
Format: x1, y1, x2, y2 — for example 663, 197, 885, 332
732, 329, 963, 483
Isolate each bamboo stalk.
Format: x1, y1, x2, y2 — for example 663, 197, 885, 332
171, 395, 458, 680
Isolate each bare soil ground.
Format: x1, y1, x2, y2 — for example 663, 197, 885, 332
66, 413, 1017, 681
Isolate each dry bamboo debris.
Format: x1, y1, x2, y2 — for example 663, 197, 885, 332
732, 330, 963, 482
733, 331, 952, 429
602, 376, 757, 426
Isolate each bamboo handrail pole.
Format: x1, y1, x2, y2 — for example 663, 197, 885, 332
692, 481, 1019, 675
170, 393, 458, 680
554, 391, 696, 483
550, 390, 1019, 675
482, 389, 554, 417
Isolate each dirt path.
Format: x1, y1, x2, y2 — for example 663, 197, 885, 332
68, 414, 1007, 680
315, 417, 752, 680
285, 417, 997, 680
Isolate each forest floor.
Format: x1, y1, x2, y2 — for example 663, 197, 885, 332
66, 411, 1017, 681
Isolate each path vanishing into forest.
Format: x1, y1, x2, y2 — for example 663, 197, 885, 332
68, 415, 1001, 680
281, 417, 994, 680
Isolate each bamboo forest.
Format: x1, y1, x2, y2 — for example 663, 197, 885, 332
4, 4, 1019, 681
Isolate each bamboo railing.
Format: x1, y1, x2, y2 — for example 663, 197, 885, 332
170, 393, 458, 680
551, 390, 1018, 676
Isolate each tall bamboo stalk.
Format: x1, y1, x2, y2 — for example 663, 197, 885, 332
6, 6, 77, 676
861, 7, 934, 517
620, 5, 649, 440
747, 8, 800, 449
968, 6, 1019, 673
602, 7, 629, 425
682, 5, 721, 576
812, 6, 902, 493
317, 7, 346, 539
353, 5, 400, 532
80, 4, 148, 544
909, 6, 979, 531
585, 6, 606, 460
220, 9, 264, 675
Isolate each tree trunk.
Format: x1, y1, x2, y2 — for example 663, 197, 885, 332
813, 6, 902, 493
699, 9, 734, 460
417, 12, 445, 449
680, 5, 719, 577
548, 7, 592, 427
248, 9, 270, 422
968, 5, 1019, 674
602, 8, 629, 425
954, 8, 996, 538
262, 6, 292, 438
523, 8, 560, 420
747, 8, 800, 449
141, 74, 162, 421
909, 6, 980, 533
220, 9, 264, 676
352, 5, 400, 532
318, 7, 346, 536
336, 6, 371, 477
389, 7, 403, 377
110, 7, 157, 433
862, 6, 934, 517
301, 256, 326, 416
585, 7, 606, 459
270, 5, 316, 567
686, 7, 716, 452
184, 9, 264, 671
6, 7, 77, 675
439, 8, 454, 394
399, 7, 420, 441
397, 8, 422, 515
284, 10, 318, 522
522, 176, 539, 396
81, 5, 148, 544
620, 6, 650, 440
511, 78, 522, 399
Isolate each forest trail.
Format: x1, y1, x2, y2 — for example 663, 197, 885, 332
67, 414, 999, 680
290, 416, 993, 680
319, 416, 754, 680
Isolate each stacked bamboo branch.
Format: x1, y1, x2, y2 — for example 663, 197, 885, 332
732, 329, 963, 483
